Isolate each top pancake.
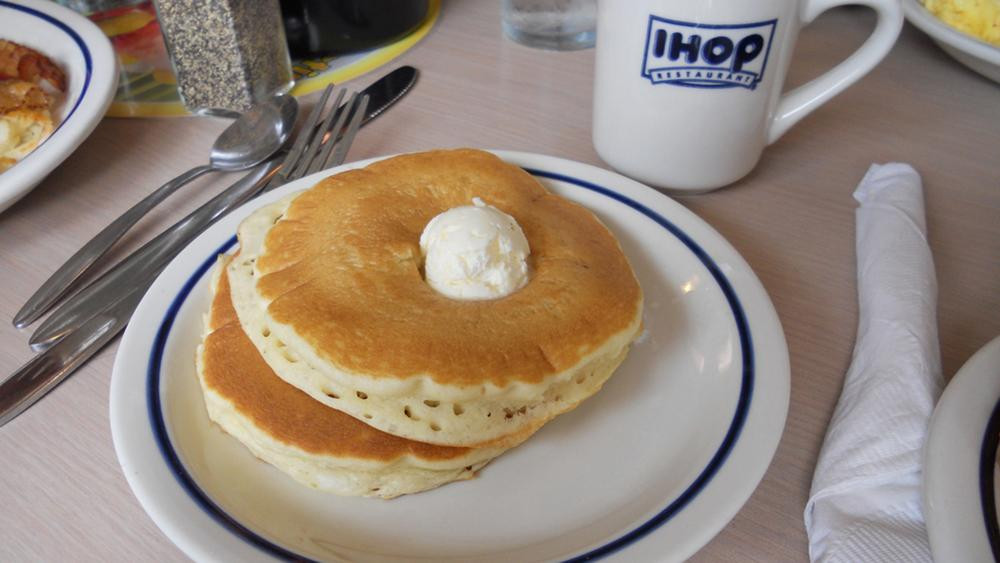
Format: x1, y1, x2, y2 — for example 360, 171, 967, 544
228, 149, 643, 445
256, 149, 639, 385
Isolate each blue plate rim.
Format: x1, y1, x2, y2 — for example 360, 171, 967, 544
979, 397, 1000, 560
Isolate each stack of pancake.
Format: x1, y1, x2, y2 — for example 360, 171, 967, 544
197, 149, 644, 499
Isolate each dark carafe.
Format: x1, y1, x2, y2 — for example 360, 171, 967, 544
280, 0, 430, 58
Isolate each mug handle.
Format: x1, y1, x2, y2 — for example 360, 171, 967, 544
767, 0, 903, 143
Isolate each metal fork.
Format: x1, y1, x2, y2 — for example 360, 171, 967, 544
0, 86, 369, 428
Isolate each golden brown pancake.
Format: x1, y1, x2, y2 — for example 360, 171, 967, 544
227, 149, 643, 446
197, 257, 512, 498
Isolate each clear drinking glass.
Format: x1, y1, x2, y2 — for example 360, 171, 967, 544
501, 0, 596, 50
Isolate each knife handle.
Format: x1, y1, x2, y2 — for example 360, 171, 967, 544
0, 286, 146, 428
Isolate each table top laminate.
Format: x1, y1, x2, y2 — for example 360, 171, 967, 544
0, 2, 997, 561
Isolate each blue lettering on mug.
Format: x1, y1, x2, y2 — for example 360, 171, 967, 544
641, 16, 777, 90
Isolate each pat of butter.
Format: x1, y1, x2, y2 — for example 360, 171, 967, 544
419, 197, 531, 300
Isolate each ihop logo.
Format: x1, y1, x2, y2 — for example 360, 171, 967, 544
641, 16, 777, 90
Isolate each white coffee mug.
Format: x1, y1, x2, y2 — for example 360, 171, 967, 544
592, 0, 902, 192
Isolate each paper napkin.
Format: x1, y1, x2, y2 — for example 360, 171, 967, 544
804, 163, 943, 562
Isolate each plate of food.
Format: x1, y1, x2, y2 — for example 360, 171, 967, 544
0, 0, 117, 213
110, 149, 790, 562
924, 334, 1000, 562
903, 0, 1000, 83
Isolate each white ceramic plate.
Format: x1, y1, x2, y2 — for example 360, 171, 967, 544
924, 335, 1000, 563
110, 151, 790, 562
0, 0, 118, 213
903, 0, 1000, 84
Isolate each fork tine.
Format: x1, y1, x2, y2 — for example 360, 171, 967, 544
293, 90, 344, 178
277, 85, 332, 183
326, 93, 368, 169
307, 91, 358, 175
272, 86, 367, 187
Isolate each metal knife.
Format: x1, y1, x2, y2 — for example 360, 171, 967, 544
0, 66, 418, 428
27, 65, 418, 352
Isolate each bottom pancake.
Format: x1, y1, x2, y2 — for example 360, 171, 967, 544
196, 257, 511, 499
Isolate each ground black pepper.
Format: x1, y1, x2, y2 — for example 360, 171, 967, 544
154, 0, 293, 115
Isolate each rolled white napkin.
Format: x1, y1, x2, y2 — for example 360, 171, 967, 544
804, 163, 943, 562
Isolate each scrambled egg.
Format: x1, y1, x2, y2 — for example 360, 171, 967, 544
0, 80, 54, 173
0, 40, 65, 173
0, 108, 53, 173
923, 0, 1000, 46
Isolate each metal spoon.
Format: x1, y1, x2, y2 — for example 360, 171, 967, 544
13, 94, 299, 329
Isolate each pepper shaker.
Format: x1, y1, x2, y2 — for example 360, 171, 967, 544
153, 0, 294, 116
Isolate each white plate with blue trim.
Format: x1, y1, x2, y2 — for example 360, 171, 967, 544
924, 335, 1000, 563
110, 151, 790, 562
0, 0, 117, 213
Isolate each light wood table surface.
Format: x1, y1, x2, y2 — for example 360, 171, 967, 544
1, 2, 998, 561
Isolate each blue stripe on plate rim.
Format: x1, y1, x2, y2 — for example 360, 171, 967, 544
0, 0, 94, 136
979, 397, 1000, 560
145, 168, 755, 562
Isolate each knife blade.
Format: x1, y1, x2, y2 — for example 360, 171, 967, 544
27, 65, 418, 352
1, 66, 418, 428
358, 65, 417, 123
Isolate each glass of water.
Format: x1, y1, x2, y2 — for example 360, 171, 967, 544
501, 0, 596, 50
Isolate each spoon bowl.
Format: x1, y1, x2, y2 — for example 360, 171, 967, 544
210, 95, 299, 171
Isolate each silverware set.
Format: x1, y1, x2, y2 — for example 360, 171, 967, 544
0, 65, 419, 427
13, 95, 299, 330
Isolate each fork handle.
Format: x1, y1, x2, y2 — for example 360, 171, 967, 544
26, 159, 283, 351
14, 164, 214, 328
